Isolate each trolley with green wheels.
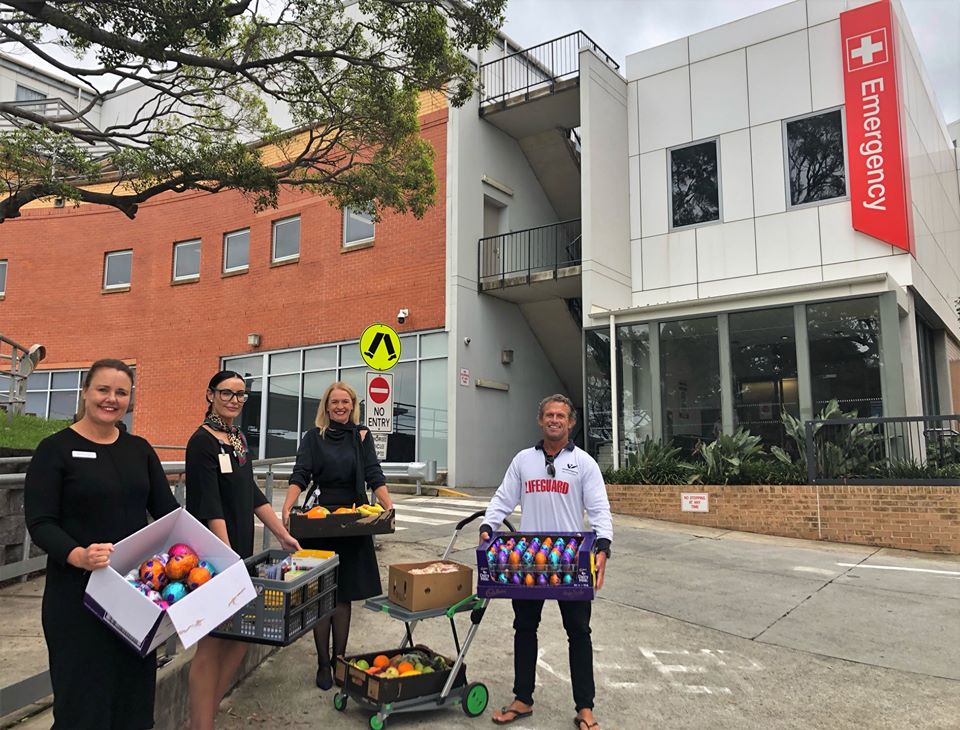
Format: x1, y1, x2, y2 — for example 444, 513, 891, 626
332, 510, 514, 728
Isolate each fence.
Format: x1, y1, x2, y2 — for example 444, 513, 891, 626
805, 414, 960, 485
479, 31, 618, 107
478, 218, 582, 285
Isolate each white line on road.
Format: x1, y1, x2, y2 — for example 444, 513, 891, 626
403, 497, 492, 509
394, 505, 500, 519
793, 566, 838, 577
394, 514, 451, 526
837, 563, 960, 576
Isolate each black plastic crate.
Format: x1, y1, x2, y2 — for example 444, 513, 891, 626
334, 645, 466, 705
211, 549, 338, 646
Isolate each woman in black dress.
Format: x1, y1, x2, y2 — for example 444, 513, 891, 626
282, 380, 393, 690
24, 359, 179, 730
186, 370, 300, 730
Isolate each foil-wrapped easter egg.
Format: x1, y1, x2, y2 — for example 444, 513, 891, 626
534, 552, 547, 567
566, 540, 578, 553
167, 543, 196, 559
504, 539, 515, 550
486, 550, 497, 566
139, 559, 168, 591
497, 549, 509, 566
508, 550, 521, 567
537, 574, 548, 586
187, 566, 213, 591
555, 538, 566, 551
162, 582, 188, 604
549, 574, 561, 586
158, 553, 170, 566
561, 552, 574, 566
166, 553, 199, 581
542, 537, 553, 549
125, 569, 140, 582
145, 589, 162, 603
522, 550, 534, 565
198, 560, 217, 577
497, 573, 509, 584
562, 574, 574, 585
155, 600, 170, 610
511, 573, 522, 585
548, 551, 561, 568
524, 573, 535, 586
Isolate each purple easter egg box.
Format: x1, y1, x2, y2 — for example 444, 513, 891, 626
476, 531, 596, 601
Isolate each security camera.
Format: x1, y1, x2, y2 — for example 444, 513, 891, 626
397, 308, 409, 324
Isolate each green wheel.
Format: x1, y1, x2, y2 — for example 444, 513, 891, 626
462, 682, 489, 718
333, 693, 347, 712
369, 714, 386, 730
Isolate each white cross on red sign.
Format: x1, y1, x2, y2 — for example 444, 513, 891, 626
365, 371, 393, 433
846, 29, 887, 70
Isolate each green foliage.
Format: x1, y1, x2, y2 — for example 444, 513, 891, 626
0, 413, 69, 450
605, 437, 696, 485
0, 0, 507, 221
693, 428, 765, 485
736, 458, 806, 485
880, 459, 960, 481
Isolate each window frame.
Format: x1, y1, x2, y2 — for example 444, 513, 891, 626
781, 105, 850, 211
103, 249, 133, 290
172, 239, 201, 282
15, 84, 46, 102
667, 136, 722, 232
222, 228, 250, 274
271, 215, 301, 263
342, 206, 376, 248
0, 259, 7, 296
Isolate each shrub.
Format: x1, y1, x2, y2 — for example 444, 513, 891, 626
693, 428, 764, 485
0, 413, 70, 450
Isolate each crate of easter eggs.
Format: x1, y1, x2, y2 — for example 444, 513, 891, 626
289, 504, 395, 539
476, 532, 597, 601
210, 549, 339, 646
334, 644, 466, 705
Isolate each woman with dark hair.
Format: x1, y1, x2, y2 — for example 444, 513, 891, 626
186, 370, 300, 730
281, 380, 393, 690
25, 358, 179, 729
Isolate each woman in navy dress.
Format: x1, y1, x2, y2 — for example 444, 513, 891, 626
25, 359, 179, 729
186, 370, 300, 730
282, 381, 393, 690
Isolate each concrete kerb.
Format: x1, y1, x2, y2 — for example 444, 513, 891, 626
3, 643, 276, 730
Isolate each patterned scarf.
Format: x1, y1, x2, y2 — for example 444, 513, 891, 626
204, 414, 248, 466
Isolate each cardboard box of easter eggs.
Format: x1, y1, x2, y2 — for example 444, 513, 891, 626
476, 532, 597, 601
84, 508, 256, 657
387, 560, 473, 612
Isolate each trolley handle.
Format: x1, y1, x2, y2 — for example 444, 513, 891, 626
454, 510, 515, 533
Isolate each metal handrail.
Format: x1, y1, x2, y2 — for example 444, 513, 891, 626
804, 413, 960, 485
478, 218, 582, 286
479, 30, 618, 108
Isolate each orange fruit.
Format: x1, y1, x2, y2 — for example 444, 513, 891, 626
396, 661, 414, 674
372, 655, 390, 669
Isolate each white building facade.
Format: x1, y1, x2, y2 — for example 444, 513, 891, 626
577, 0, 960, 467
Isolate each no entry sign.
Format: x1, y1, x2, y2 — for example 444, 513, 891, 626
365, 371, 393, 433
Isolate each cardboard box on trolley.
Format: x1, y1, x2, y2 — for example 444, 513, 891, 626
83, 508, 256, 657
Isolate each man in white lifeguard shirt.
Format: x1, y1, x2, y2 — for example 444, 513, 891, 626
481, 394, 612, 730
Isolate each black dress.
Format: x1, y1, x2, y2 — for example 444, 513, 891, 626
289, 423, 386, 601
184, 427, 268, 559
24, 427, 179, 730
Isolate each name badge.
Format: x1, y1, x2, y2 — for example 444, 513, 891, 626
218, 453, 233, 474
72, 450, 97, 459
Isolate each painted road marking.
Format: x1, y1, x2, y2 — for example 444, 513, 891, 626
837, 563, 960, 576
394, 505, 499, 518
793, 566, 838, 577
403, 497, 493, 509
393, 514, 451, 526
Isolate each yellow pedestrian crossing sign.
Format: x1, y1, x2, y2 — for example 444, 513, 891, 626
360, 323, 401, 371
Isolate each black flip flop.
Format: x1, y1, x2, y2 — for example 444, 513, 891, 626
574, 719, 600, 730
492, 706, 533, 725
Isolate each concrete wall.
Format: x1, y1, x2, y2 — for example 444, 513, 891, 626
580, 49, 631, 321
446, 95, 566, 487
0, 54, 101, 127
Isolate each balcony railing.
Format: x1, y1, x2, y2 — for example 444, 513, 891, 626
478, 218, 582, 286
479, 31, 618, 108
805, 414, 960, 485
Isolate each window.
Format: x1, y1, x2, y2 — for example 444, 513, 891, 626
585, 328, 613, 469
807, 297, 882, 417
729, 308, 799, 449
660, 317, 721, 452
670, 139, 720, 228
617, 324, 653, 458
173, 239, 201, 281
15, 85, 46, 102
272, 216, 300, 262
223, 229, 249, 272
0, 260, 7, 295
784, 108, 847, 207
103, 250, 132, 289
343, 206, 375, 246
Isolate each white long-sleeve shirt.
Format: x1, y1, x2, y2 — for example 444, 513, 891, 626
482, 441, 613, 543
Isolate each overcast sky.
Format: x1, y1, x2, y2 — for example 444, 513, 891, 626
502, 0, 960, 124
